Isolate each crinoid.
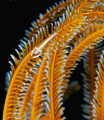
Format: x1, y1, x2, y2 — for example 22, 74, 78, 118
3, 0, 104, 120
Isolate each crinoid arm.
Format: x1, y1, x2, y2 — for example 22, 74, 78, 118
3, 0, 104, 120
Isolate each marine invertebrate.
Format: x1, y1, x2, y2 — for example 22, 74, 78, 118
81, 42, 104, 119
3, 0, 104, 120
92, 49, 104, 119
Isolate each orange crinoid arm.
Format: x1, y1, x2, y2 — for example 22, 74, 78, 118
3, 0, 104, 120
92, 50, 104, 120
81, 41, 104, 119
